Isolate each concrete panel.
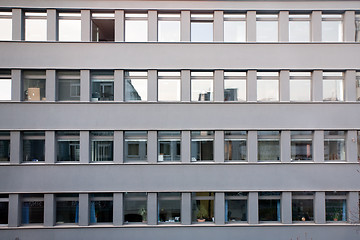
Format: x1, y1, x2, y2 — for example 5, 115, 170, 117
148, 10, 158, 42
12, 9, 23, 41
213, 11, 224, 42
180, 11, 190, 42
47, 9, 57, 41
44, 194, 55, 226
46, 70, 56, 101
246, 11, 256, 42
279, 11, 289, 42
45, 131, 56, 164
11, 69, 21, 102
115, 10, 125, 42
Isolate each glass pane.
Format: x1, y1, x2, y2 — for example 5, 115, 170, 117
92, 141, 113, 161
0, 79, 11, 100
57, 141, 80, 161
59, 19, 81, 41
91, 72, 114, 101
90, 201, 113, 223
326, 199, 346, 221
0, 202, 8, 224
125, 21, 148, 42
92, 18, 114, 42
0, 140, 10, 161
257, 80, 279, 101
224, 80, 246, 101
0, 17, 12, 40
158, 79, 180, 101
57, 72, 81, 101
124, 131, 147, 162
225, 199, 247, 222
323, 80, 343, 101
324, 139, 345, 161
23, 139, 45, 162
289, 21, 310, 42
256, 21, 278, 42
191, 140, 213, 161
22, 201, 44, 224
291, 140, 312, 161
290, 80, 311, 101
224, 21, 246, 42
258, 140, 280, 161
356, 19, 360, 42
292, 199, 314, 221
191, 22, 213, 42
192, 193, 214, 223
259, 199, 280, 221
158, 21, 180, 42
124, 193, 147, 223
158, 131, 181, 162
322, 21, 342, 42
191, 80, 213, 101
25, 18, 47, 41
23, 71, 46, 101
125, 79, 147, 101
158, 193, 181, 223
56, 201, 78, 224
225, 140, 246, 161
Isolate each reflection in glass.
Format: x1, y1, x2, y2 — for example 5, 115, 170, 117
258, 131, 280, 161
158, 131, 181, 162
25, 13, 47, 41
0, 71, 11, 100
191, 131, 214, 162
0, 12, 12, 40
57, 131, 80, 162
289, 18, 310, 42
290, 79, 311, 101
256, 21, 278, 42
225, 192, 247, 222
23, 71, 46, 101
191, 22, 213, 42
91, 131, 113, 162
259, 192, 281, 222
224, 131, 247, 161
322, 20, 342, 42
356, 15, 360, 42
125, 71, 148, 101
357, 72, 360, 101
23, 132, 45, 162
57, 71, 81, 101
158, 193, 181, 223
158, 21, 180, 42
125, 14, 148, 42
323, 80, 343, 101
56, 194, 79, 224
191, 72, 213, 101
91, 71, 114, 101
59, 13, 81, 41
192, 192, 214, 223
324, 131, 345, 161
124, 131, 147, 162
124, 193, 147, 223
224, 21, 246, 42
90, 193, 113, 223
158, 71, 181, 101
291, 131, 313, 161
257, 80, 279, 101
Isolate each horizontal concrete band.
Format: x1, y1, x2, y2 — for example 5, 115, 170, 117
0, 42, 359, 69
0, 103, 359, 130
0, 164, 359, 192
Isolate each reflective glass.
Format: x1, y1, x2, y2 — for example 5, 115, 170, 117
158, 131, 181, 162
124, 131, 147, 162
57, 131, 80, 162
57, 71, 81, 101
125, 21, 148, 42
289, 21, 310, 42
91, 131, 113, 162
0, 202, 8, 224
25, 17, 47, 41
158, 79, 181, 101
0, 79, 11, 100
290, 79, 311, 101
291, 131, 313, 161
257, 80, 279, 101
124, 193, 147, 223
56, 194, 79, 224
323, 80, 343, 101
224, 21, 246, 42
258, 131, 280, 161
0, 138, 10, 162
158, 21, 180, 42
191, 131, 214, 162
224, 80, 246, 101
90, 194, 113, 223
191, 22, 213, 42
23, 132, 45, 162
59, 18, 81, 41
225, 193, 247, 222
158, 193, 181, 223
256, 21, 278, 42
91, 71, 114, 101
259, 199, 281, 221
125, 79, 147, 101
22, 199, 44, 224
0, 13, 12, 40
322, 21, 342, 42
224, 131, 247, 161
191, 80, 213, 101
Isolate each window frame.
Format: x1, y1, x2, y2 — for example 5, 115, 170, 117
223, 13, 246, 42
24, 11, 47, 41
190, 13, 214, 42
191, 71, 214, 102
158, 12, 181, 42
0, 11, 12, 41
256, 72, 279, 102
224, 131, 247, 161
289, 71, 312, 102
292, 192, 314, 222
224, 71, 247, 102
322, 72, 344, 102
289, 14, 311, 42
56, 131, 80, 162
58, 12, 81, 42
157, 71, 181, 102
90, 131, 114, 162
225, 192, 248, 223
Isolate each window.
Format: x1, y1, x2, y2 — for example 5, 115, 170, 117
256, 14, 278, 42
224, 71, 246, 101
158, 131, 181, 162
224, 13, 246, 42
326, 192, 347, 222
25, 12, 47, 41
21, 194, 44, 224
91, 71, 114, 101
91, 131, 113, 162
91, 12, 114, 42
258, 131, 280, 161
257, 72, 279, 102
289, 72, 311, 102
158, 71, 181, 101
90, 193, 113, 224
125, 13, 148, 42
289, 14, 310, 42
225, 192, 247, 223
0, 70, 11, 100
0, 12, 12, 40
0, 195, 8, 225
125, 71, 147, 101
291, 131, 313, 161
322, 14, 343, 42
191, 13, 213, 42
323, 72, 344, 101
356, 72, 360, 101
224, 131, 247, 161
57, 131, 80, 162
124, 131, 147, 162
23, 70, 46, 101
58, 12, 81, 41
56, 194, 79, 224
23, 131, 45, 162
57, 71, 80, 101
356, 15, 360, 42
124, 192, 147, 223
191, 71, 213, 102
158, 193, 181, 223
358, 131, 360, 162
192, 192, 214, 223
0, 132, 10, 162
259, 192, 281, 222
292, 192, 314, 222
191, 131, 214, 162
158, 13, 180, 42
324, 131, 346, 161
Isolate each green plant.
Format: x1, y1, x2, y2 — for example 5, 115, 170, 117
196, 205, 208, 219
138, 207, 147, 221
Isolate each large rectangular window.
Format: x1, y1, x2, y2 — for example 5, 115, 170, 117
0, 132, 10, 162
326, 192, 347, 222
125, 13, 148, 42
289, 72, 311, 102
323, 72, 344, 101
358, 131, 360, 162
57, 71, 81, 101
291, 131, 313, 161
259, 192, 281, 222
192, 192, 214, 223
57, 131, 80, 162
23, 70, 46, 101
0, 70, 11, 101
124, 193, 147, 223
257, 72, 279, 102
324, 131, 346, 161
224, 13, 246, 42
356, 72, 360, 101
124, 131, 147, 162
292, 192, 314, 222
91, 71, 114, 101
224, 131, 247, 161
356, 15, 360, 42
289, 14, 310, 42
158, 131, 181, 162
158, 193, 181, 223
56, 194, 79, 224
224, 71, 246, 101
258, 131, 280, 161
158, 71, 181, 101
0, 195, 8, 225
91, 12, 114, 42
125, 71, 147, 101
256, 14, 278, 42
58, 12, 81, 41
0, 12, 12, 41
191, 13, 213, 42
90, 193, 113, 224
322, 14, 343, 42
22, 194, 44, 224
225, 192, 247, 223
158, 13, 180, 42
91, 131, 113, 162
191, 71, 213, 102
23, 131, 45, 162
25, 12, 47, 41
191, 131, 214, 162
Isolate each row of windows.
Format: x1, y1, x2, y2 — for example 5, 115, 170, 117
1, 10, 360, 42
1, 70, 360, 102
0, 191, 354, 226
1, 130, 359, 163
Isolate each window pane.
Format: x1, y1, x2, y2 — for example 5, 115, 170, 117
292, 199, 314, 221
224, 80, 246, 101
23, 132, 45, 162
322, 21, 342, 42
124, 193, 147, 223
257, 80, 279, 101
56, 195, 79, 224
125, 21, 148, 42
90, 194, 113, 223
23, 71, 46, 101
59, 19, 81, 41
0, 202, 8, 224
25, 18, 47, 41
125, 79, 147, 101
291, 131, 313, 161
191, 131, 214, 162
289, 21, 310, 42
259, 199, 280, 221
91, 71, 114, 101
158, 131, 181, 162
158, 79, 180, 101
0, 13, 12, 40
0, 79, 11, 100
57, 71, 81, 101
290, 80, 311, 101
91, 131, 113, 162
0, 139, 10, 162
22, 200, 44, 224
191, 80, 213, 101
326, 199, 346, 221
256, 21, 278, 42
357, 73, 360, 100
323, 80, 343, 101
224, 21, 246, 42
158, 21, 180, 42
158, 193, 181, 223
225, 193, 247, 222
57, 141, 80, 161
192, 192, 214, 223
124, 131, 147, 162
258, 131, 280, 161
191, 22, 213, 42
356, 17, 360, 42
91, 15, 114, 42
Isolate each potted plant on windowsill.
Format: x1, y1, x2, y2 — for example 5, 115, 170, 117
138, 207, 147, 223
333, 212, 340, 221
196, 205, 208, 222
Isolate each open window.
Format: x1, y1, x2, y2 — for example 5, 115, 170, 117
92, 12, 114, 42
